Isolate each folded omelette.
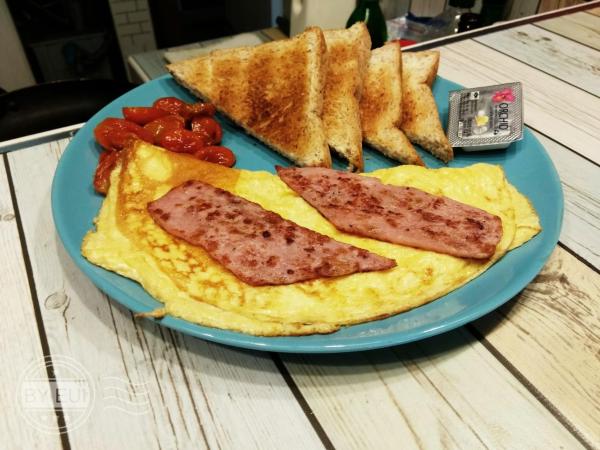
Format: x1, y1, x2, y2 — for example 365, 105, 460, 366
82, 141, 540, 336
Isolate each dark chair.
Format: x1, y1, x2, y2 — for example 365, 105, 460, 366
0, 79, 137, 141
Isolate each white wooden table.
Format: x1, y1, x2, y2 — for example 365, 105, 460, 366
2, 4, 599, 449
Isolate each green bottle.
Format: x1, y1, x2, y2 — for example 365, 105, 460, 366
346, 0, 388, 49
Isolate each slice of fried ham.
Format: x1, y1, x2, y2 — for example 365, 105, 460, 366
276, 166, 503, 259
147, 180, 396, 286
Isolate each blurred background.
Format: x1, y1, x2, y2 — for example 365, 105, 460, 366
0, 0, 590, 92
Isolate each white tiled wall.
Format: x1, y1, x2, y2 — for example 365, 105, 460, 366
107, 0, 157, 80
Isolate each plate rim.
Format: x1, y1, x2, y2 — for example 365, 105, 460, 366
50, 74, 564, 353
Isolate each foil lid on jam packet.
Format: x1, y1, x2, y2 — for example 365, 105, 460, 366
447, 82, 523, 151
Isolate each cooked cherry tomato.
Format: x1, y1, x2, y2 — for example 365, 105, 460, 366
190, 116, 222, 145
94, 118, 153, 151
192, 147, 208, 160
92, 98, 232, 196
153, 97, 216, 119
122, 106, 169, 125
157, 128, 211, 153
152, 97, 188, 116
143, 114, 185, 141
187, 102, 216, 117
93, 150, 119, 194
199, 146, 236, 167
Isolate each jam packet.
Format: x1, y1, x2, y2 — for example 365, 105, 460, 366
447, 82, 523, 151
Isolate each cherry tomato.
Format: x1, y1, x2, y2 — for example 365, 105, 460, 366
93, 150, 119, 194
122, 107, 169, 125
199, 146, 236, 167
92, 99, 224, 196
157, 128, 211, 154
190, 116, 222, 145
152, 97, 189, 116
192, 147, 208, 160
153, 97, 216, 119
94, 118, 153, 151
144, 114, 185, 142
187, 102, 216, 117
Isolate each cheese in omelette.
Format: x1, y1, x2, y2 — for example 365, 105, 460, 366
81, 141, 540, 336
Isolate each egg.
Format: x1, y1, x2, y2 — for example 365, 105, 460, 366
82, 141, 540, 336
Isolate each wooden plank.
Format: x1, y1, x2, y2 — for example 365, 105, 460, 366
475, 24, 600, 96
283, 327, 585, 449
10, 140, 184, 449
537, 11, 600, 50
7, 140, 325, 450
531, 130, 600, 269
587, 6, 600, 17
538, 0, 586, 13
473, 247, 600, 447
169, 332, 326, 448
538, 0, 560, 12
0, 122, 83, 154
0, 160, 62, 445
509, 0, 540, 19
435, 39, 600, 163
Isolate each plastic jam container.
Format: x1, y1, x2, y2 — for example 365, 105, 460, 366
447, 82, 523, 151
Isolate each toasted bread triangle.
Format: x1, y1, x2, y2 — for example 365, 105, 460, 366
401, 51, 453, 163
360, 43, 424, 166
322, 23, 371, 171
167, 28, 331, 167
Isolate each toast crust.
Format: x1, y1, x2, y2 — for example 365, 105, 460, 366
322, 23, 371, 171
360, 43, 424, 166
168, 28, 331, 167
401, 51, 453, 163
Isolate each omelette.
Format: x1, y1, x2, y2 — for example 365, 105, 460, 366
82, 141, 540, 336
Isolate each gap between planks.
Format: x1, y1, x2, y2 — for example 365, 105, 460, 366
282, 320, 588, 450
470, 246, 600, 448
534, 13, 600, 52
2, 154, 71, 449
528, 130, 600, 270
527, 124, 599, 169
468, 322, 595, 450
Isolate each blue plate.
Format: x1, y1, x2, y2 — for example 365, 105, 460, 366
51, 75, 563, 353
